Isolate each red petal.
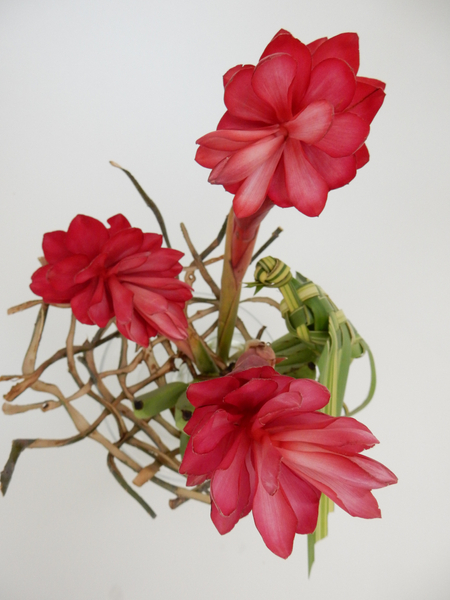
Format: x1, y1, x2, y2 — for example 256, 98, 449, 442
140, 233, 162, 252
278, 464, 320, 534
197, 126, 279, 151
187, 376, 240, 408
252, 477, 297, 558
283, 139, 329, 217
70, 280, 97, 324
210, 134, 284, 185
225, 378, 278, 411
232, 142, 284, 218
107, 214, 131, 234
289, 378, 330, 411
311, 33, 359, 74
260, 31, 312, 112
357, 76, 386, 91
223, 64, 248, 87
116, 310, 153, 347
217, 111, 262, 131
224, 66, 275, 124
348, 86, 385, 124
211, 432, 250, 516
75, 253, 107, 284
102, 228, 144, 266
314, 113, 369, 158
108, 274, 134, 324
307, 37, 327, 54
302, 58, 356, 113
253, 435, 282, 495
196, 146, 230, 169
192, 409, 239, 454
42, 231, 70, 264
303, 145, 357, 189
88, 279, 113, 327
267, 157, 291, 208
30, 265, 74, 303
355, 144, 370, 168
286, 100, 333, 144
65, 215, 109, 260
252, 53, 297, 121
47, 255, 90, 291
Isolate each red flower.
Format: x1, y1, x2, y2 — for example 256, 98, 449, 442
196, 30, 385, 218
30, 214, 192, 346
180, 367, 397, 558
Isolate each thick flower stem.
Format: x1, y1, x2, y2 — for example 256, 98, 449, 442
217, 199, 273, 362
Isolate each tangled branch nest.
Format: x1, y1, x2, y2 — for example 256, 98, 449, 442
0, 218, 280, 517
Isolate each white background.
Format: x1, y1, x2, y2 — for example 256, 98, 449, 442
0, 1, 449, 599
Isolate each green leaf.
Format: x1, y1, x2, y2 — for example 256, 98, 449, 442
134, 382, 188, 419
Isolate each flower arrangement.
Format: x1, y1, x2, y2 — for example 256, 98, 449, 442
0, 29, 396, 572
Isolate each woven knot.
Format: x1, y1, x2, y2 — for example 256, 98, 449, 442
254, 256, 292, 288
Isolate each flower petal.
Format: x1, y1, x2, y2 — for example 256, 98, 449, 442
225, 378, 278, 411
302, 58, 356, 113
283, 138, 329, 217
314, 112, 369, 158
286, 100, 333, 144
65, 215, 109, 260
279, 463, 320, 534
260, 30, 312, 112
209, 134, 284, 186
232, 142, 285, 218
42, 231, 70, 264
187, 376, 241, 408
224, 66, 276, 124
311, 32, 360, 74
252, 53, 297, 121
303, 145, 357, 189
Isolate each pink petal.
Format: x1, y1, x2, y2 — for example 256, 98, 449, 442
289, 379, 330, 411
271, 417, 379, 454
252, 435, 282, 495
42, 231, 70, 264
211, 501, 241, 534
278, 464, 320, 534
283, 138, 329, 217
209, 134, 284, 185
224, 378, 278, 411
252, 477, 297, 558
232, 142, 284, 218
302, 58, 356, 113
311, 33, 360, 74
267, 157, 291, 208
355, 144, 370, 168
260, 30, 312, 112
217, 111, 260, 131
184, 405, 217, 437
197, 127, 279, 151
224, 66, 275, 124
223, 64, 249, 87
286, 100, 333, 144
314, 113, 369, 158
187, 377, 240, 408
348, 86, 385, 124
211, 432, 250, 516
195, 146, 230, 169
181, 433, 231, 476
192, 409, 239, 454
65, 215, 109, 260
252, 53, 297, 121
303, 145, 357, 189
307, 37, 327, 54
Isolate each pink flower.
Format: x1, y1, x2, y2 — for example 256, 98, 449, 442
196, 30, 385, 219
180, 366, 397, 558
30, 214, 192, 346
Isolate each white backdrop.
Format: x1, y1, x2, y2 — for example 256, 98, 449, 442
0, 1, 449, 599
